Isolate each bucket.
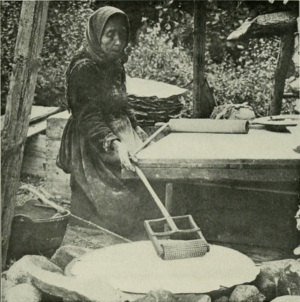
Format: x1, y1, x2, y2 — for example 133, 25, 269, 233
7, 199, 70, 263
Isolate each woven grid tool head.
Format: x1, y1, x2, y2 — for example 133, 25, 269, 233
144, 215, 210, 260
161, 239, 210, 260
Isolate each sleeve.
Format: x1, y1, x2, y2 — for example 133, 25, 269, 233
70, 63, 120, 152
78, 107, 119, 152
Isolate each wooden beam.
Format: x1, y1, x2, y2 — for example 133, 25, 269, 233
1, 1, 49, 269
227, 11, 298, 41
165, 183, 173, 213
193, 0, 207, 118
1, 106, 60, 131
270, 32, 295, 115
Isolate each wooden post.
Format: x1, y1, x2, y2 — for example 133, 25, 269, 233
270, 32, 295, 115
193, 0, 207, 118
165, 183, 173, 213
1, 1, 49, 269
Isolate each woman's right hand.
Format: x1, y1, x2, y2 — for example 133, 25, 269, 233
112, 140, 137, 172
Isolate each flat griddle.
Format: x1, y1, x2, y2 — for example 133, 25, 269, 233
66, 241, 259, 294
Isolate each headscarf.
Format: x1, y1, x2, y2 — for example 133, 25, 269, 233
85, 6, 130, 64
64, 6, 129, 112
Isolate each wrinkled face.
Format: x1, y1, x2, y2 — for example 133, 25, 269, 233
100, 15, 127, 59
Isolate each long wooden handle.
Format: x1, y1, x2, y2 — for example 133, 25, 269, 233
135, 166, 177, 230
134, 122, 169, 155
20, 184, 66, 214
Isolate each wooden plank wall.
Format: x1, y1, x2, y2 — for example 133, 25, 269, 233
21, 134, 46, 178
15, 106, 60, 179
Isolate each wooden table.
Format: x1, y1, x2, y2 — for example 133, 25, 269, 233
123, 126, 300, 257
123, 125, 300, 212
123, 126, 300, 184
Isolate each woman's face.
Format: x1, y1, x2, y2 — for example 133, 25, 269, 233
100, 16, 127, 59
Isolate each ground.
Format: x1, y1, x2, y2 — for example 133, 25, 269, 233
15, 173, 298, 264
62, 225, 125, 249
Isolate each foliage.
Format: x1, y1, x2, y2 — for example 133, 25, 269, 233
36, 1, 93, 108
125, 25, 194, 118
150, 1, 251, 62
126, 25, 192, 87
206, 37, 280, 117
126, 0, 297, 116
126, 17, 295, 117
1, 0, 297, 117
1, 1, 93, 112
1, 1, 22, 114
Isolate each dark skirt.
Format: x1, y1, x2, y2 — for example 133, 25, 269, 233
57, 116, 164, 239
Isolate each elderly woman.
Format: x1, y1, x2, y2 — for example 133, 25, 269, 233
57, 6, 162, 239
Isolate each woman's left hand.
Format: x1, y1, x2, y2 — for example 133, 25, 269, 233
135, 126, 148, 142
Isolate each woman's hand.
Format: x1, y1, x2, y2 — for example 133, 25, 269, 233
135, 126, 148, 142
112, 140, 137, 172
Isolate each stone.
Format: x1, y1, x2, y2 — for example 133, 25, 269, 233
177, 294, 211, 302
133, 289, 177, 302
31, 271, 129, 302
51, 245, 92, 270
214, 297, 229, 302
4, 253, 133, 302
6, 255, 63, 284
235, 107, 256, 120
255, 275, 276, 302
5, 283, 42, 302
278, 260, 300, 296
254, 259, 300, 301
210, 103, 255, 120
229, 285, 265, 302
293, 245, 300, 256
1, 277, 17, 302
271, 296, 300, 302
41, 292, 63, 302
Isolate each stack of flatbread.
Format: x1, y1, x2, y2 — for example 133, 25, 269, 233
126, 76, 187, 126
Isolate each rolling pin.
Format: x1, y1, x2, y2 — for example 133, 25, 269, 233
162, 119, 249, 134
134, 119, 249, 154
